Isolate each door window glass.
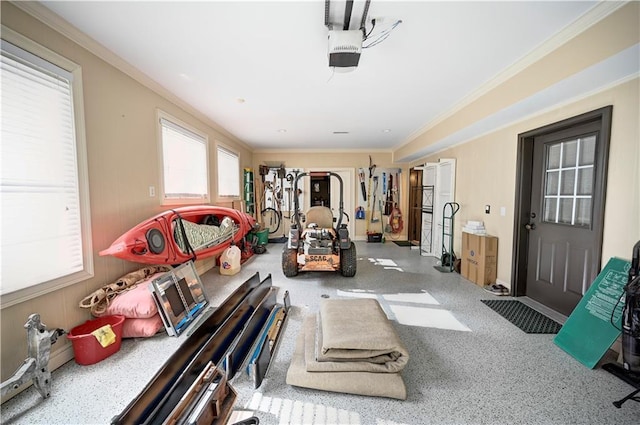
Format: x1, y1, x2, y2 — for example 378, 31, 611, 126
579, 136, 596, 165
577, 168, 593, 195
546, 171, 559, 195
543, 136, 595, 226
560, 169, 575, 195
576, 198, 592, 226
561, 140, 578, 167
548, 144, 561, 168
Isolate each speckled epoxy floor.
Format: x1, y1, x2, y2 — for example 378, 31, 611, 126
1, 241, 638, 424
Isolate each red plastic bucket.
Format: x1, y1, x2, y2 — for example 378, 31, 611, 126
67, 315, 125, 365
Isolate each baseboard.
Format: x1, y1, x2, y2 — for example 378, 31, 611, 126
194, 257, 216, 276
50, 343, 75, 371
1, 344, 74, 404
496, 278, 511, 290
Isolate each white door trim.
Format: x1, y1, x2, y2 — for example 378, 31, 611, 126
417, 160, 457, 257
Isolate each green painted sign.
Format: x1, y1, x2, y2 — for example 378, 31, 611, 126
554, 257, 630, 368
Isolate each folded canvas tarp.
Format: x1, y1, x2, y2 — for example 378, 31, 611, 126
286, 298, 408, 400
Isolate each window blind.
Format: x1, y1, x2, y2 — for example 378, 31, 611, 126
217, 146, 240, 198
160, 118, 208, 200
1, 41, 83, 295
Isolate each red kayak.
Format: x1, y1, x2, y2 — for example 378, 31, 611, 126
99, 206, 257, 265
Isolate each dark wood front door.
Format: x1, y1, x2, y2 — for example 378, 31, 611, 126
408, 168, 423, 244
514, 107, 612, 316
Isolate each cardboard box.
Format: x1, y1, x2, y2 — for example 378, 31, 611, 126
461, 232, 497, 286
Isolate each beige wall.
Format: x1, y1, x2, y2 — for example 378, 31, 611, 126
1, 3, 252, 386
412, 79, 639, 287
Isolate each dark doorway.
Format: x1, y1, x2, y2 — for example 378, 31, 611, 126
512, 106, 612, 316
408, 168, 423, 244
311, 175, 330, 208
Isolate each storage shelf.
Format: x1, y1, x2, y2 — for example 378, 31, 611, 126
411, 185, 434, 254
244, 168, 255, 215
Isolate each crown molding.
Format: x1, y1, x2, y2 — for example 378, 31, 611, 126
402, 72, 639, 165
10, 1, 253, 153
253, 148, 392, 155
396, 0, 628, 151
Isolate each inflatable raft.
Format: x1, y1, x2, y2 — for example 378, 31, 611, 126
99, 206, 257, 265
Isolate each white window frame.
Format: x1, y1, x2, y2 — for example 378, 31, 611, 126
157, 110, 210, 205
1, 26, 93, 309
216, 143, 241, 201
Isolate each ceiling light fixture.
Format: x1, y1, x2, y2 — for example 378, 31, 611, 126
382, 129, 391, 133
277, 129, 287, 133
333, 131, 349, 134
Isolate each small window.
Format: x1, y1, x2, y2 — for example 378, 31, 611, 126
158, 111, 209, 204
1, 28, 93, 307
216, 144, 240, 199
543, 136, 596, 227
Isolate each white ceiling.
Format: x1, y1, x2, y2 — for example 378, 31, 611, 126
38, 1, 606, 155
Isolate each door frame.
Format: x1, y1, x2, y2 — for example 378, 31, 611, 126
433, 159, 456, 259
511, 106, 613, 297
421, 163, 437, 256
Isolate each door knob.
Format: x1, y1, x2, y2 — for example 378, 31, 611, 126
525, 223, 536, 230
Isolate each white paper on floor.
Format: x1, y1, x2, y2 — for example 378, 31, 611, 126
389, 304, 471, 331
382, 292, 439, 305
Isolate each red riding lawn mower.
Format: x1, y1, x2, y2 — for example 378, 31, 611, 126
282, 171, 357, 277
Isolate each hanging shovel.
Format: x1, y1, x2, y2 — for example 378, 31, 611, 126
358, 168, 367, 201
371, 176, 379, 223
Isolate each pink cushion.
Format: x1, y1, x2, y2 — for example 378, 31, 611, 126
94, 272, 164, 319
121, 315, 164, 338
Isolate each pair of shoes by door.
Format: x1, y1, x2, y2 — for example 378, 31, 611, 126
483, 283, 509, 296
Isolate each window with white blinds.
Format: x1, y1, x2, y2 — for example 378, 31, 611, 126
216, 145, 240, 199
1, 30, 92, 307
158, 112, 209, 204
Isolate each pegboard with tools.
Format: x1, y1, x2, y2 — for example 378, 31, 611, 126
358, 157, 403, 237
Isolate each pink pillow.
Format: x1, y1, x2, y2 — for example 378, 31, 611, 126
94, 272, 164, 319
122, 315, 164, 338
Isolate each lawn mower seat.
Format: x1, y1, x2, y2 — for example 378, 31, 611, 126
306, 206, 334, 229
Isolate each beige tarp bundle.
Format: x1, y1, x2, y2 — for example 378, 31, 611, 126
79, 265, 171, 316
286, 298, 409, 400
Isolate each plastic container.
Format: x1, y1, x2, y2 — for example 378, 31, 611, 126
367, 232, 383, 243
67, 315, 125, 365
255, 229, 269, 246
220, 244, 241, 275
